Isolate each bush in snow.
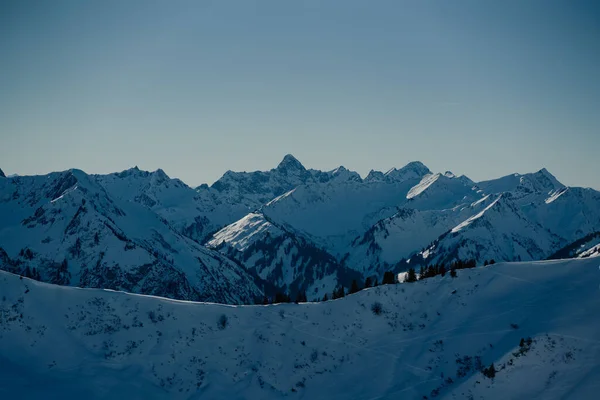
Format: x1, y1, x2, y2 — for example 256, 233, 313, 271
371, 302, 383, 315
217, 314, 228, 330
482, 363, 496, 379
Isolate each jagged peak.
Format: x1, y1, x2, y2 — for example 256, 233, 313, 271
115, 166, 145, 178
365, 170, 386, 182
520, 168, 564, 191
328, 166, 361, 182
153, 168, 169, 179
385, 161, 431, 182
276, 154, 305, 171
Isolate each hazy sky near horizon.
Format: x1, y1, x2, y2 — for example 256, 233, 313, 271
1, 0, 599, 188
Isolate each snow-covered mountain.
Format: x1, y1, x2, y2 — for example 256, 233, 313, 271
3, 157, 600, 302
548, 231, 600, 260
260, 161, 435, 253
2, 257, 599, 399
209, 160, 600, 289
207, 213, 362, 300
410, 194, 564, 266
194, 154, 361, 238
0, 170, 262, 304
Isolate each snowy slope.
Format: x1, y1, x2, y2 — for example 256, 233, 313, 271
522, 187, 600, 240
547, 231, 600, 260
347, 195, 499, 275
477, 168, 564, 199
405, 172, 481, 211
411, 195, 564, 266
207, 213, 361, 300
95, 167, 250, 244
261, 162, 434, 254
0, 170, 262, 304
1, 257, 599, 399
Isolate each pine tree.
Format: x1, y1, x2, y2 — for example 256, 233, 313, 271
382, 271, 396, 285
364, 277, 372, 288
489, 259, 496, 265
322, 293, 329, 301
483, 363, 496, 379
450, 268, 457, 278
484, 260, 489, 266
295, 291, 307, 303
373, 278, 379, 287
439, 264, 446, 277
419, 266, 426, 280
405, 268, 417, 283
349, 279, 360, 294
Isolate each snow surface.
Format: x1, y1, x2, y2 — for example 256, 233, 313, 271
451, 195, 502, 233
545, 187, 569, 204
1, 258, 600, 399
208, 213, 279, 251
407, 173, 441, 199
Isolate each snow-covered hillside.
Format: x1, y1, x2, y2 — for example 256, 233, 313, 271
411, 195, 564, 266
548, 231, 600, 260
1, 258, 599, 399
0, 170, 262, 304
207, 213, 362, 300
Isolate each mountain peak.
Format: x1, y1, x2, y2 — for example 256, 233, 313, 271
524, 168, 563, 191
385, 161, 431, 182
0, 168, 5, 178
365, 170, 386, 182
276, 154, 305, 172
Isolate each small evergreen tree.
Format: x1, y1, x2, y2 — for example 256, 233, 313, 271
295, 291, 307, 303
364, 277, 372, 288
373, 278, 379, 287
332, 286, 345, 300
450, 268, 457, 278
382, 271, 396, 285
489, 259, 496, 265
439, 264, 446, 277
482, 363, 496, 379
405, 268, 417, 283
418, 266, 426, 280
349, 279, 360, 294
322, 293, 329, 301
484, 260, 489, 266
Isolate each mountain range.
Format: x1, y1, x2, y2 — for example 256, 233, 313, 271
1, 155, 599, 302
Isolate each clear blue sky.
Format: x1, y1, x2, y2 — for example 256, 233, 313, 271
1, 0, 599, 188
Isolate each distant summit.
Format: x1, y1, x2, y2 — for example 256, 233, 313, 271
275, 154, 306, 172
0, 168, 5, 178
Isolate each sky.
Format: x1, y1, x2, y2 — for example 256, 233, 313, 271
1, 0, 599, 188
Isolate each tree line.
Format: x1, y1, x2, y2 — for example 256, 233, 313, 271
259, 258, 493, 305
